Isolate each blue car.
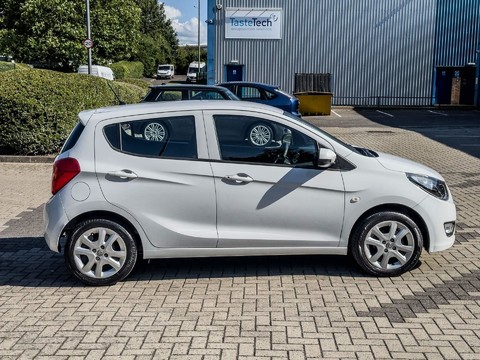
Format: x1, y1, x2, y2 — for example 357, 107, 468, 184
218, 81, 301, 117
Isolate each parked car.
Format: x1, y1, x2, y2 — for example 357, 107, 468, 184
218, 81, 301, 116
44, 101, 456, 285
156, 64, 175, 79
186, 61, 206, 82
143, 84, 239, 102
78, 65, 114, 80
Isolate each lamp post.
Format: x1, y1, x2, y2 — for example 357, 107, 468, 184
86, 0, 92, 75
198, 0, 201, 79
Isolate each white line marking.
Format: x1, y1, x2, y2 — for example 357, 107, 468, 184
376, 110, 394, 117
435, 135, 480, 138
428, 110, 448, 116
331, 110, 342, 118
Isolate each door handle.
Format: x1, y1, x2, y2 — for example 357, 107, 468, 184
107, 170, 138, 179
224, 174, 253, 183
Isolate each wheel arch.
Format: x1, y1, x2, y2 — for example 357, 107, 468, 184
62, 210, 144, 258
347, 203, 430, 252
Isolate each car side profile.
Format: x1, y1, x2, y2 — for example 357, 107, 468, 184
218, 81, 301, 117
142, 84, 239, 102
44, 101, 456, 286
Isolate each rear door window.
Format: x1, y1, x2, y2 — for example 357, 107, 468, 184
104, 115, 197, 159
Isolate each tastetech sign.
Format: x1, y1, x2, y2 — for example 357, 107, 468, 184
225, 8, 283, 39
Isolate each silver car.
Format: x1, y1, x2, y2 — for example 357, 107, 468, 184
44, 101, 456, 285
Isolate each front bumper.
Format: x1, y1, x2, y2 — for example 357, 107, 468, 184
43, 194, 69, 253
413, 193, 456, 253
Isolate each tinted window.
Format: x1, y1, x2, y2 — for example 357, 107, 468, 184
265, 90, 277, 100
239, 86, 263, 100
61, 122, 85, 153
104, 116, 197, 159
214, 115, 318, 167
191, 90, 225, 100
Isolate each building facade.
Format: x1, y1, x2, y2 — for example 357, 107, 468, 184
207, 0, 480, 106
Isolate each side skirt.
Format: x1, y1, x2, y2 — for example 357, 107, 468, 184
143, 247, 348, 259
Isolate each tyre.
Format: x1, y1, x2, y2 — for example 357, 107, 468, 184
143, 121, 168, 142
247, 123, 274, 147
350, 211, 423, 276
65, 219, 138, 286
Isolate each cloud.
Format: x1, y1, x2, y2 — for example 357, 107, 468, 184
161, 3, 207, 45
163, 5, 181, 20
171, 17, 207, 46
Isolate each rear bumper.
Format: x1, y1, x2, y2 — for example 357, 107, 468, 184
43, 194, 68, 253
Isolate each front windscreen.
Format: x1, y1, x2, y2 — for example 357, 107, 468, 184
158, 66, 171, 71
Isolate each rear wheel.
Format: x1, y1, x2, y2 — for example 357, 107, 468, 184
65, 219, 138, 286
350, 211, 423, 276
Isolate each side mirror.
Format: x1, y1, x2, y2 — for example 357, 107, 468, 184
317, 148, 336, 168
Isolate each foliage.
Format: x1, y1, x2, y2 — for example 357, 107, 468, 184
90, 0, 141, 64
0, 69, 147, 155
115, 77, 151, 90
110, 61, 144, 79
0, 61, 31, 72
176, 46, 207, 75
0, 0, 141, 71
134, 0, 178, 76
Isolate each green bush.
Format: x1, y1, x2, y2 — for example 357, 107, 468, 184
115, 77, 151, 90
0, 61, 32, 72
110, 61, 144, 79
0, 69, 147, 155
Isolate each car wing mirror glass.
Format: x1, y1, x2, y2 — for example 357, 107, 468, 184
317, 148, 336, 168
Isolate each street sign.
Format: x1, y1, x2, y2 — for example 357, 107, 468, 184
83, 39, 94, 49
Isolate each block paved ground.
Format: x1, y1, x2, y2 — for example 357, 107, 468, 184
0, 109, 479, 359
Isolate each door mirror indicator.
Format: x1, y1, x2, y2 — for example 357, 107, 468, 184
318, 148, 336, 168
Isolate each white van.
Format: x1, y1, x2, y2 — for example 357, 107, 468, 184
77, 65, 115, 80
156, 64, 175, 79
186, 61, 206, 82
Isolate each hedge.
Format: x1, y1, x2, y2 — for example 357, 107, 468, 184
0, 69, 147, 155
0, 61, 32, 72
115, 77, 151, 90
110, 61, 144, 79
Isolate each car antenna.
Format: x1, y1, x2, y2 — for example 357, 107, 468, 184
106, 80, 126, 105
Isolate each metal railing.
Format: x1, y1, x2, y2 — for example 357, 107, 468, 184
332, 96, 433, 107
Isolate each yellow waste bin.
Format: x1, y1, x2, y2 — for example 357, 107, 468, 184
295, 92, 333, 116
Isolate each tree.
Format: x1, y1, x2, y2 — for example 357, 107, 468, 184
0, 0, 141, 71
91, 0, 141, 64
134, 0, 178, 76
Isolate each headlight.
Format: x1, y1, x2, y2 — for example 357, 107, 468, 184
406, 173, 449, 200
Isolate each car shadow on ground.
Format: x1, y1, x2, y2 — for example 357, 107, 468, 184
0, 237, 368, 287
352, 108, 480, 159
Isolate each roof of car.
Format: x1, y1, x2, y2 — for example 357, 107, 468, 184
148, 84, 229, 90
78, 100, 284, 125
218, 81, 279, 89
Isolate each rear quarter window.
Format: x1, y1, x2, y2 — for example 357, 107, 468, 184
61, 122, 85, 154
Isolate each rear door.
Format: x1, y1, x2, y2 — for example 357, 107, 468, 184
95, 110, 217, 248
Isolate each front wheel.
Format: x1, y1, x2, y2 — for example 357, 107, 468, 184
350, 212, 423, 276
65, 219, 138, 286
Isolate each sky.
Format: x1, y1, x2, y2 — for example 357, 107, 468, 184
161, 1, 208, 45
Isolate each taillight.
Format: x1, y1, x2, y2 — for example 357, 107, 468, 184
52, 158, 80, 195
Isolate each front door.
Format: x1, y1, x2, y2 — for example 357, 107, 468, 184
94, 111, 217, 248
204, 111, 345, 248
225, 64, 244, 82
